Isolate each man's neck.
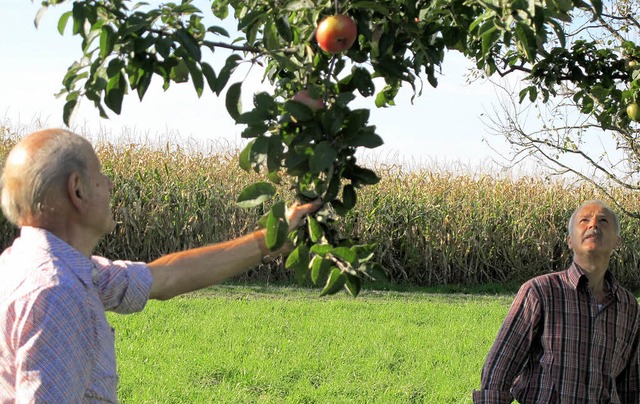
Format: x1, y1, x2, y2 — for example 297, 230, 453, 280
574, 257, 609, 295
25, 217, 97, 258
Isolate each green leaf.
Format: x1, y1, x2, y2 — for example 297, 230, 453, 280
105, 72, 125, 114
284, 100, 314, 122
308, 215, 324, 242
309, 141, 336, 173
375, 85, 396, 108
136, 69, 153, 101
320, 268, 346, 296
236, 181, 276, 208
211, 2, 229, 19
591, 0, 603, 18
285, 244, 310, 283
345, 273, 362, 297
267, 135, 283, 173
216, 55, 241, 95
175, 29, 202, 62
352, 66, 375, 97
71, 3, 84, 35
310, 256, 332, 286
275, 16, 293, 42
237, 109, 272, 125
514, 23, 536, 62
345, 165, 380, 186
63, 95, 78, 126
238, 139, 255, 172
238, 136, 269, 173
310, 243, 334, 256
241, 123, 269, 139
344, 130, 383, 149
57, 11, 73, 35
324, 173, 341, 202
207, 25, 230, 37
331, 247, 357, 264
225, 82, 242, 120
265, 201, 288, 251
201, 62, 217, 93
99, 25, 115, 58
177, 58, 202, 96
342, 185, 356, 210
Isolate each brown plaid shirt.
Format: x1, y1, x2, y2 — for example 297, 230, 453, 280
473, 262, 640, 403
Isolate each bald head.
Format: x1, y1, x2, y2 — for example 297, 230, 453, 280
1, 129, 93, 226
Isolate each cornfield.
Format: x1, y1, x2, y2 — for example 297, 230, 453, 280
1, 125, 640, 290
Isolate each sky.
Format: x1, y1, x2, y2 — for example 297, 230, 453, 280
0, 1, 526, 173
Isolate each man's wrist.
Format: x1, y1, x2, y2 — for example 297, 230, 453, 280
252, 229, 269, 258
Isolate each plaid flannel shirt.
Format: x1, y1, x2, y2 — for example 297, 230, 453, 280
473, 262, 640, 403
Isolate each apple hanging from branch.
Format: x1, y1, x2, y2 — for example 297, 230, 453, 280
291, 89, 325, 112
315, 14, 358, 54
628, 102, 640, 121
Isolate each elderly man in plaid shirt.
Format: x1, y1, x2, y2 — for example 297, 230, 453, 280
474, 200, 640, 403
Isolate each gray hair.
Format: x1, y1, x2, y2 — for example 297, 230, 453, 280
0, 129, 92, 226
567, 199, 620, 236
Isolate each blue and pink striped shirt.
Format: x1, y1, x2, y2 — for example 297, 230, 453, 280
0, 226, 152, 403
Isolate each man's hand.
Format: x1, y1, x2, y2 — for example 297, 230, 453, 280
260, 199, 323, 258
286, 199, 323, 231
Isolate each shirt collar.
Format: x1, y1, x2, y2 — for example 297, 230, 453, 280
18, 226, 95, 288
567, 260, 620, 296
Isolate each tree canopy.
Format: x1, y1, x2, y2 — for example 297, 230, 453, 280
482, 1, 640, 219
36, 0, 638, 294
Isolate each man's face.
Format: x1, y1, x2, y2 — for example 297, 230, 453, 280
82, 146, 115, 237
567, 203, 620, 259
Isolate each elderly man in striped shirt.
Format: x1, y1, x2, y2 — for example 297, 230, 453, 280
473, 200, 640, 403
0, 128, 319, 402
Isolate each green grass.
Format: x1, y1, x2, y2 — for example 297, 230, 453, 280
108, 285, 513, 403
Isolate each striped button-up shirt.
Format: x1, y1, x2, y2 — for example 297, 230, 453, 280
473, 262, 640, 403
0, 226, 152, 403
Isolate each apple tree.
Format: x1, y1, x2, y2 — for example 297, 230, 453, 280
479, 0, 640, 219
35, 0, 630, 295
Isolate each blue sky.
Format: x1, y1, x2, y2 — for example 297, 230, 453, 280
1, 1, 516, 171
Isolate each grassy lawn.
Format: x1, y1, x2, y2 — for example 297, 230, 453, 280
107, 285, 513, 403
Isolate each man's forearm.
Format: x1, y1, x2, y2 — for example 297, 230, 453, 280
147, 229, 268, 300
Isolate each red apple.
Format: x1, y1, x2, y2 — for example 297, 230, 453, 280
316, 14, 357, 54
292, 90, 324, 112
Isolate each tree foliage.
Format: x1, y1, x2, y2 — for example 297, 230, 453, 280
481, 1, 640, 218
36, 0, 635, 294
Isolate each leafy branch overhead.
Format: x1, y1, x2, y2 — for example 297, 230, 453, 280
38, 0, 639, 295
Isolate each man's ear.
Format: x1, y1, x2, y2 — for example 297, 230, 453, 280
67, 172, 85, 211
567, 235, 573, 250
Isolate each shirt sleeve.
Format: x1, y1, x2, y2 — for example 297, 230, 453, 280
13, 285, 94, 402
473, 282, 542, 404
91, 256, 152, 313
616, 303, 640, 403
